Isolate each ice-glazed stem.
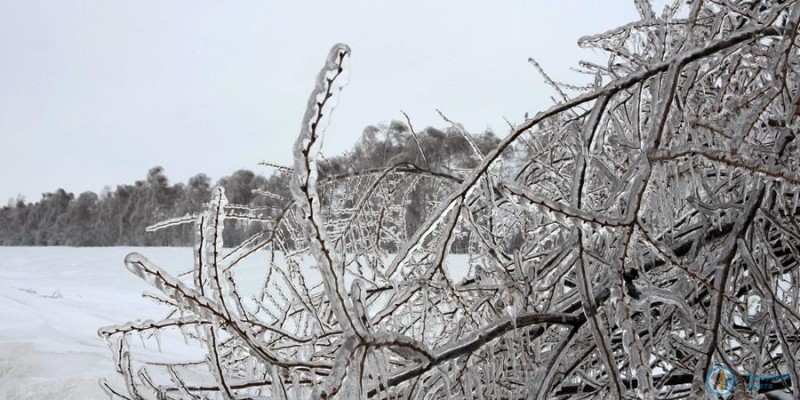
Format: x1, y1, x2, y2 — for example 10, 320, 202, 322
290, 43, 364, 340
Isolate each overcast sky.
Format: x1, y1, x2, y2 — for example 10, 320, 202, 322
0, 1, 654, 204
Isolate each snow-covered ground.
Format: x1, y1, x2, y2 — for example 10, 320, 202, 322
0, 247, 205, 399
0, 247, 474, 399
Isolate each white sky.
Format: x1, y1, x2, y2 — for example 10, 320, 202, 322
0, 1, 653, 204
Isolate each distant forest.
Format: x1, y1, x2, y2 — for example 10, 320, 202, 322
0, 122, 500, 246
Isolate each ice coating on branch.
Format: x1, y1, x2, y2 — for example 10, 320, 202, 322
290, 44, 363, 340
120, 252, 289, 368
205, 325, 234, 399
98, 316, 211, 339
193, 214, 207, 294
203, 186, 231, 317
145, 214, 198, 232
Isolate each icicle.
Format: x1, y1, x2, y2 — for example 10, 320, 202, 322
292, 370, 301, 400
674, 163, 684, 199
728, 166, 734, 189
271, 366, 287, 400
180, 324, 190, 345
153, 329, 162, 352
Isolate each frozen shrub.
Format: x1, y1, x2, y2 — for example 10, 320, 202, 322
101, 1, 800, 398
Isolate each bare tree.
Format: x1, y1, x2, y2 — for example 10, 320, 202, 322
100, 1, 800, 398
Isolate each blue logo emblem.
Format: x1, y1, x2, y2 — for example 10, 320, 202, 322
705, 364, 791, 397
706, 364, 737, 399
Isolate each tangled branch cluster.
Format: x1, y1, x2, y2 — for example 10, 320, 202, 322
100, 1, 800, 398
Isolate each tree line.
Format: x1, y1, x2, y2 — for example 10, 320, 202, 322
0, 122, 500, 247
